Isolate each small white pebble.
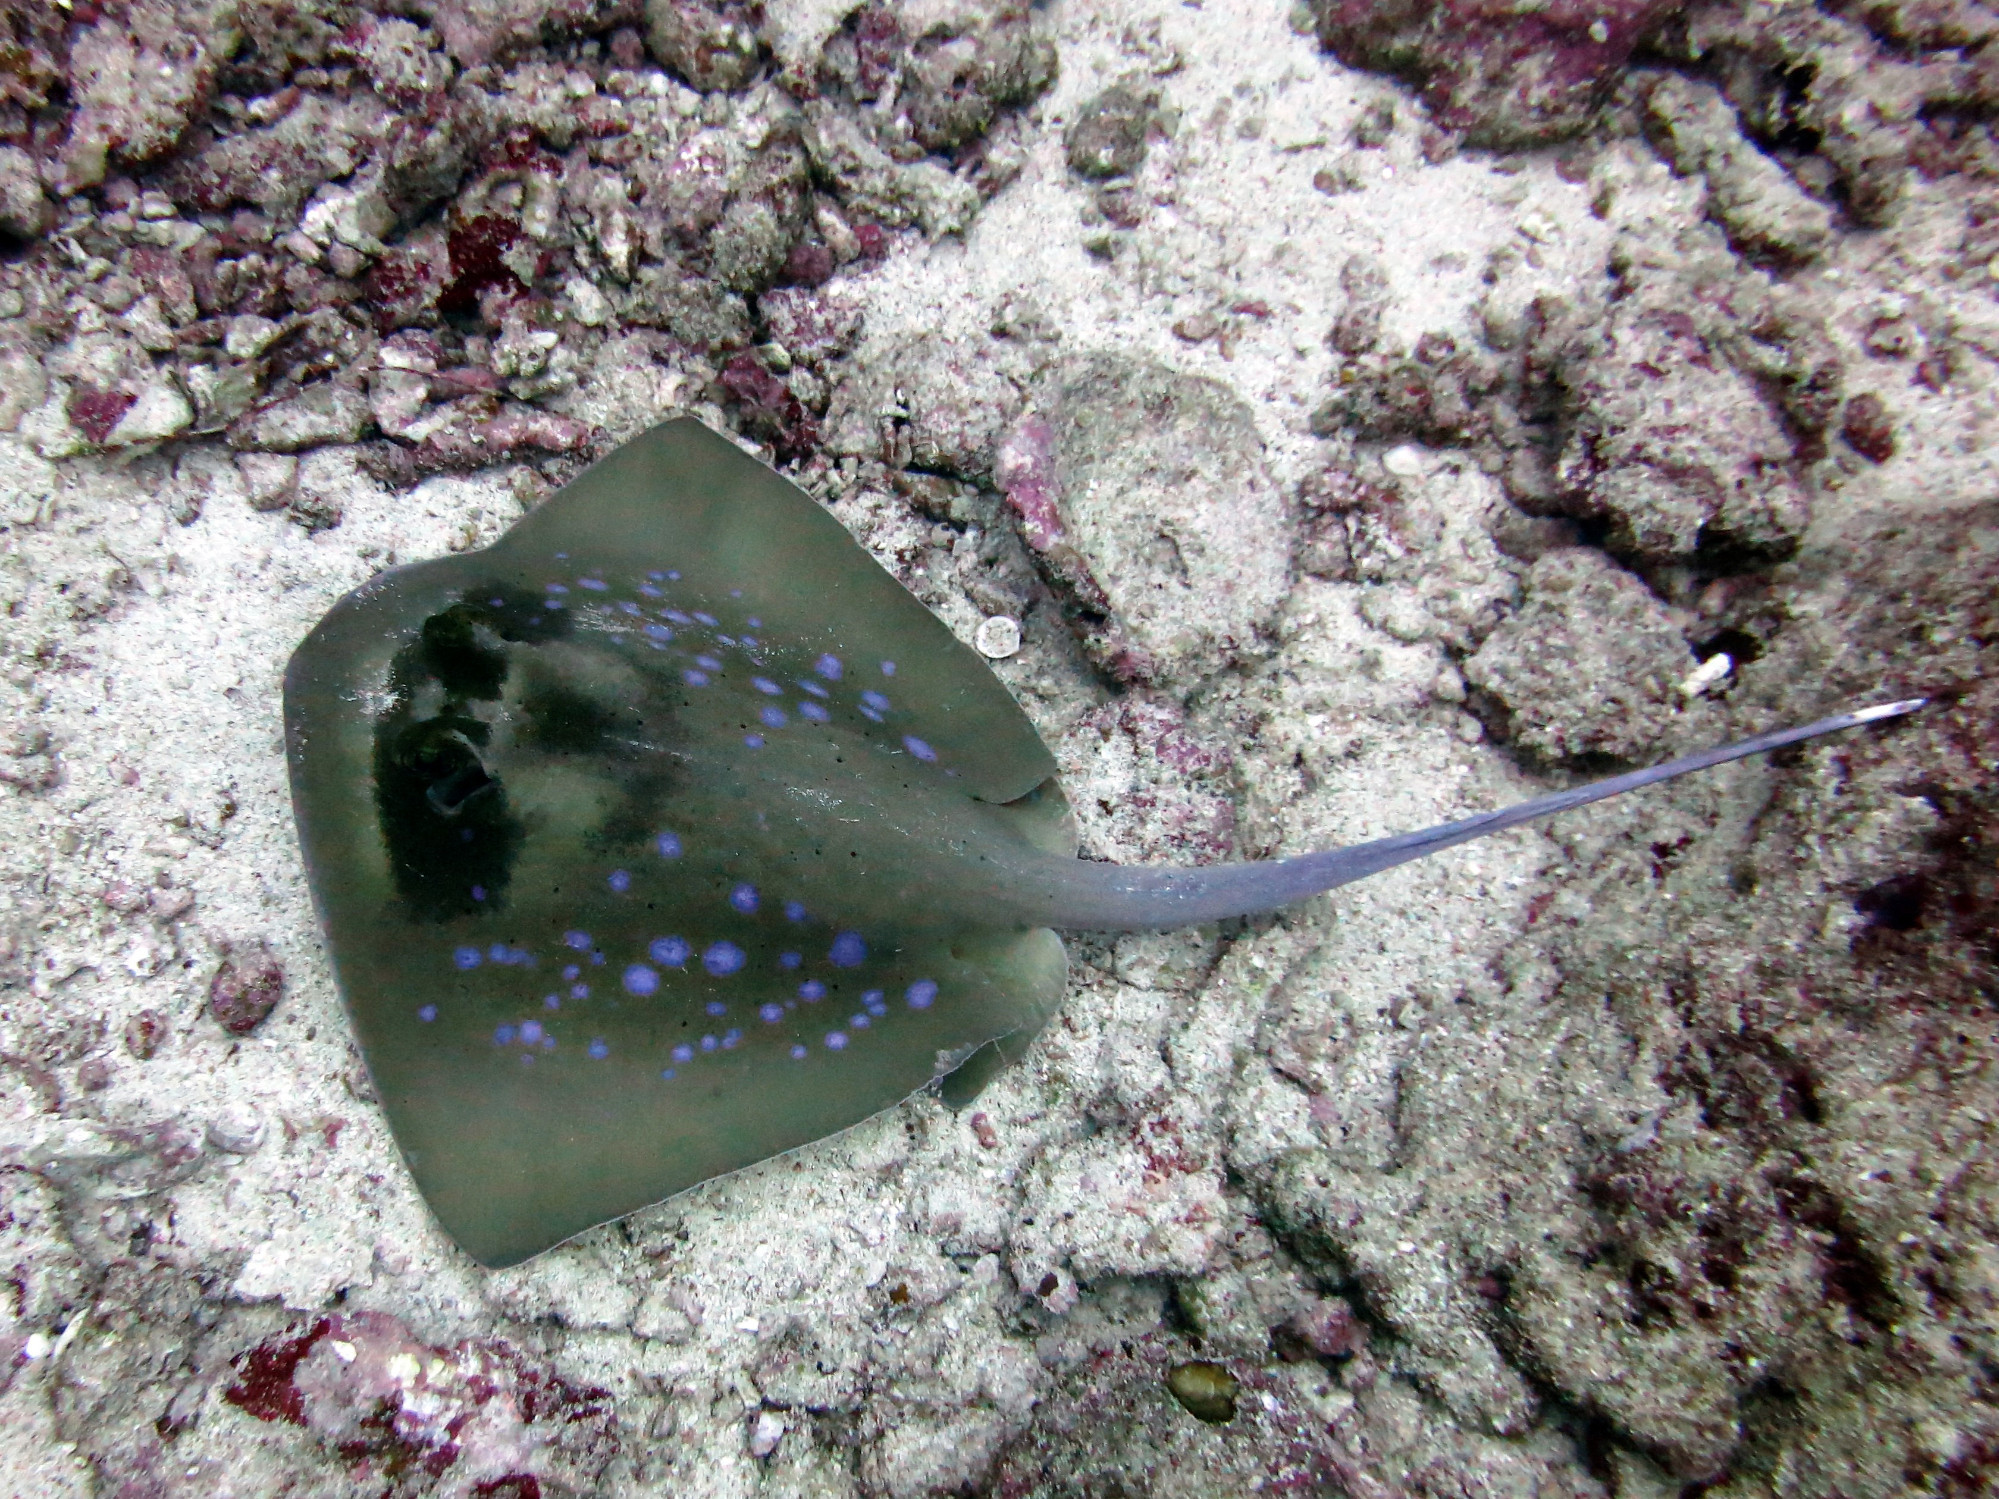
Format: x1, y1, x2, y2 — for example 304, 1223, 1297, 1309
1381, 443, 1423, 477
22, 1332, 50, 1360
974, 615, 1022, 659
748, 1409, 785, 1458
206, 1101, 266, 1154
1588, 17, 1610, 42
329, 1340, 357, 1363
386, 1352, 421, 1383
1679, 652, 1733, 698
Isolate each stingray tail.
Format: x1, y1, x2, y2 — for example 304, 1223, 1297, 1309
1037, 699, 1927, 932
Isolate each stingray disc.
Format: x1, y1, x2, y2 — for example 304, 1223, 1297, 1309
285, 418, 1074, 1266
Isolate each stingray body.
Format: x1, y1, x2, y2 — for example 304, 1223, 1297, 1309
284, 417, 1919, 1266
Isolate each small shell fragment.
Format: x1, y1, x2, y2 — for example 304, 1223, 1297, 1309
1166, 1359, 1239, 1423
1679, 652, 1733, 698
1381, 444, 1423, 477
748, 1409, 785, 1458
974, 615, 1022, 659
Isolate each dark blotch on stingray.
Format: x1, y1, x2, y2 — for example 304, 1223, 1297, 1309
285, 418, 1924, 1266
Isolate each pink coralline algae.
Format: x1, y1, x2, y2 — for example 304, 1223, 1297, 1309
223, 1310, 617, 1493
994, 415, 1065, 553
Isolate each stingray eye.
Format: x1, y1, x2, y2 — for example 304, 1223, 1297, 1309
424, 755, 495, 816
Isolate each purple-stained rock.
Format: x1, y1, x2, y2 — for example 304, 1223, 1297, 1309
1462, 546, 1695, 764
1530, 228, 1827, 564
1020, 353, 1290, 685
1841, 390, 1896, 462
58, 1, 233, 192
1065, 84, 1154, 179
1307, 0, 1680, 147
645, 0, 764, 92
228, 381, 374, 453
0, 146, 50, 242
208, 943, 285, 1036
757, 284, 864, 364
1642, 74, 1834, 264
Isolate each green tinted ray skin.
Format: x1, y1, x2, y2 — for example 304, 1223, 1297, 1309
286, 420, 1073, 1267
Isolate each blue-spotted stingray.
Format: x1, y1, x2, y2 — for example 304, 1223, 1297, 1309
283, 417, 1922, 1267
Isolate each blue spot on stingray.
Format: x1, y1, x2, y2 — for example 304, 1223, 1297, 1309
799, 980, 826, 1001
703, 941, 746, 976
665, 609, 692, 624
826, 1031, 848, 1051
907, 979, 938, 1009
470, 883, 486, 900
645, 623, 673, 642
488, 944, 511, 964
494, 1024, 517, 1045
730, 883, 759, 914
640, 584, 663, 599
784, 900, 808, 923
791, 1044, 808, 1060
700, 1034, 718, 1052
660, 1067, 677, 1080
705, 1000, 727, 1017
696, 654, 723, 671
760, 705, 786, 729
656, 831, 682, 859
796, 679, 829, 699
571, 983, 591, 1000
520, 1020, 544, 1044
829, 932, 866, 967
453, 946, 482, 970
607, 869, 632, 893
815, 654, 843, 680
546, 583, 569, 595
418, 1004, 437, 1022
863, 989, 886, 1015
744, 733, 764, 748
589, 1038, 609, 1059
862, 690, 891, 712
562, 964, 580, 981
544, 600, 564, 610
579, 578, 608, 591
564, 931, 592, 951
694, 611, 719, 626
881, 660, 897, 676
799, 701, 830, 723
544, 994, 561, 1010
759, 1003, 785, 1023
779, 950, 801, 970
904, 736, 937, 762
624, 965, 658, 996
650, 935, 691, 967
859, 706, 884, 723
850, 1014, 870, 1029
752, 677, 782, 696
672, 1043, 694, 1063
684, 669, 710, 687
723, 1028, 742, 1048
